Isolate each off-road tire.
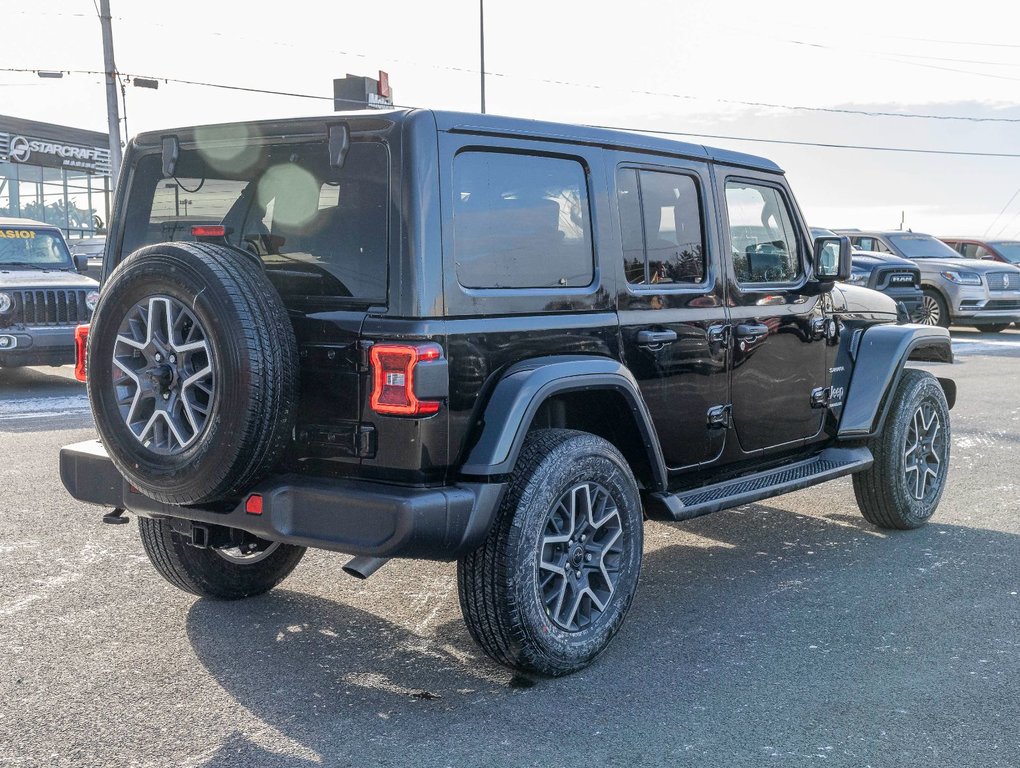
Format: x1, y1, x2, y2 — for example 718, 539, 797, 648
87, 242, 298, 505
138, 517, 305, 599
457, 429, 643, 676
853, 369, 951, 529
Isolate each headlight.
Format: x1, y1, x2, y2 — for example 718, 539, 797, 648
847, 269, 871, 285
85, 290, 100, 312
0, 292, 11, 313
940, 270, 982, 285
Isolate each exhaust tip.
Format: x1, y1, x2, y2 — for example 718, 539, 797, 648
343, 556, 389, 580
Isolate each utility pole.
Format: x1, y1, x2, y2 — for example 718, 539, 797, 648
479, 0, 486, 114
99, 0, 123, 185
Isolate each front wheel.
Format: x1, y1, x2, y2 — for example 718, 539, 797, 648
918, 290, 950, 328
457, 429, 643, 676
853, 369, 951, 529
138, 517, 305, 599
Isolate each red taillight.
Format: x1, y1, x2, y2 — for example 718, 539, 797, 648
191, 224, 227, 238
245, 494, 263, 515
74, 324, 89, 382
369, 343, 442, 416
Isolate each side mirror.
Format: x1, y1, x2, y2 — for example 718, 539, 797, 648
73, 253, 88, 273
813, 235, 852, 282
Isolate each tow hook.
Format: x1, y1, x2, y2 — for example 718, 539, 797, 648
102, 507, 130, 525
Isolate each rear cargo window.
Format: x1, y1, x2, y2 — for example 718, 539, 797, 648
123, 140, 389, 303
452, 151, 594, 289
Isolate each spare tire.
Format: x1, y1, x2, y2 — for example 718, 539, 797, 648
87, 242, 298, 505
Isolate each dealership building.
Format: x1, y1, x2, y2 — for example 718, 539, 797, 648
0, 115, 112, 243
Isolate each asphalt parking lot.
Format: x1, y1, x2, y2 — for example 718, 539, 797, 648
1, 328, 1017, 768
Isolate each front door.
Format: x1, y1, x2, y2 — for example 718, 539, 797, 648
615, 160, 730, 470
720, 175, 827, 454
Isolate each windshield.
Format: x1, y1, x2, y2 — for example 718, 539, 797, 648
0, 227, 73, 268
989, 241, 1020, 264
887, 233, 962, 259
122, 133, 389, 304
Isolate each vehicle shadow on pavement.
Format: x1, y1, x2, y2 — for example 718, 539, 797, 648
186, 504, 1018, 768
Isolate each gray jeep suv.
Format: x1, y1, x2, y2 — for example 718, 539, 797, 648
835, 230, 1020, 331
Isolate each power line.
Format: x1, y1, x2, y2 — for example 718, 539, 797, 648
7, 62, 1020, 126
982, 187, 1020, 237
590, 124, 1020, 159
7, 66, 1020, 159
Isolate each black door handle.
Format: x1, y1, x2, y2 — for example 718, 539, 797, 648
735, 323, 769, 339
636, 329, 678, 346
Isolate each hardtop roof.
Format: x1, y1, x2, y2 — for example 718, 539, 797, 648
133, 108, 784, 174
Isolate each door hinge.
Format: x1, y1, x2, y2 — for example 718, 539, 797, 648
707, 404, 732, 429
810, 386, 831, 409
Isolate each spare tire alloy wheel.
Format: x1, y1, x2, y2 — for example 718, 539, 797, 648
113, 296, 215, 454
88, 242, 299, 505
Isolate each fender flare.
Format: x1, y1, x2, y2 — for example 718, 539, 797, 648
838, 324, 954, 439
458, 355, 668, 490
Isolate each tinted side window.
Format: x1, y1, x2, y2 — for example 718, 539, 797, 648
617, 168, 705, 286
725, 181, 801, 284
452, 151, 593, 289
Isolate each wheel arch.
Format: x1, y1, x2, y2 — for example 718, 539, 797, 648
458, 355, 667, 492
838, 324, 954, 439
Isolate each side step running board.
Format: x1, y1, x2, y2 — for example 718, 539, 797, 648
644, 446, 873, 522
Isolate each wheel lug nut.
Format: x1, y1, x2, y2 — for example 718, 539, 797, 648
162, 393, 169, 400
585, 554, 592, 562
169, 355, 176, 364
580, 535, 586, 542
154, 353, 162, 362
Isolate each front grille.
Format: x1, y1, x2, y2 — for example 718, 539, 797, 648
11, 290, 92, 327
873, 267, 918, 289
986, 271, 1020, 291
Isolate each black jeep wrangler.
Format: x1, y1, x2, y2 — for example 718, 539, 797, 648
60, 110, 955, 676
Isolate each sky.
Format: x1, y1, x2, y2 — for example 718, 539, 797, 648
4, 0, 1020, 237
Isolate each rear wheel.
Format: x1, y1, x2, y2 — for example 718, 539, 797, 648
918, 290, 950, 328
457, 429, 643, 676
853, 369, 950, 529
138, 517, 305, 599
976, 323, 1009, 333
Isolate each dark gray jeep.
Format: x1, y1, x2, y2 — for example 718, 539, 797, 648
60, 110, 955, 676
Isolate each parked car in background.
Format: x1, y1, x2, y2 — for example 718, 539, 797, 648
811, 228, 922, 319
834, 229, 1020, 331
68, 235, 106, 281
939, 237, 1020, 267
0, 217, 99, 367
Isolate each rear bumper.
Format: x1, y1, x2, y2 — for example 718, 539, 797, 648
60, 440, 505, 560
0, 325, 77, 367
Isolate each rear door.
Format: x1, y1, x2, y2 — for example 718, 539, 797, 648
613, 157, 730, 470
719, 173, 828, 454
